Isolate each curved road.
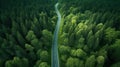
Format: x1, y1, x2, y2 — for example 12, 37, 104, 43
51, 3, 61, 67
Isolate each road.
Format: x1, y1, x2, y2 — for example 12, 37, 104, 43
51, 3, 61, 67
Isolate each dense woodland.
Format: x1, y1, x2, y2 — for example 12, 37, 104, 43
0, 0, 120, 67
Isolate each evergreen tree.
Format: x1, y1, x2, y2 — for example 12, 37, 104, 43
85, 55, 96, 67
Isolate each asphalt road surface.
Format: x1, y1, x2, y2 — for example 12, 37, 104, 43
51, 3, 61, 67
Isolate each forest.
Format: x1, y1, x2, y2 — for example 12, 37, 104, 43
0, 0, 120, 67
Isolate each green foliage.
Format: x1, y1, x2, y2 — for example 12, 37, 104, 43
20, 22, 28, 36
0, 0, 55, 66
96, 56, 105, 67
31, 38, 42, 50
77, 36, 85, 48
17, 31, 26, 46
5, 57, 29, 67
31, 39, 39, 46
71, 49, 76, 57
25, 44, 34, 51
70, 49, 87, 59
59, 32, 68, 45
76, 49, 87, 58
97, 47, 107, 58
0, 0, 120, 67
58, 1, 120, 66
66, 57, 84, 67
59, 45, 70, 54
95, 23, 104, 31
42, 29, 52, 39
5, 60, 13, 67
85, 55, 96, 67
66, 57, 75, 67
39, 62, 49, 67
41, 29, 53, 48
108, 39, 120, 62
60, 55, 67, 62
105, 27, 119, 43
111, 62, 120, 67
0, 60, 4, 67
34, 60, 41, 67
26, 30, 36, 41
14, 45, 26, 57
39, 50, 49, 61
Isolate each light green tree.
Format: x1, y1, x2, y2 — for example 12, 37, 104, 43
41, 29, 52, 48
85, 55, 96, 67
95, 23, 103, 31
5, 57, 29, 67
105, 27, 119, 43
5, 60, 13, 67
39, 62, 49, 67
96, 56, 105, 67
31, 38, 42, 50
60, 55, 67, 62
66, 57, 74, 67
76, 49, 87, 58
71, 49, 76, 57
25, 44, 34, 51
26, 30, 36, 41
40, 50, 49, 61
59, 45, 70, 54
77, 37, 85, 48
66, 57, 83, 67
